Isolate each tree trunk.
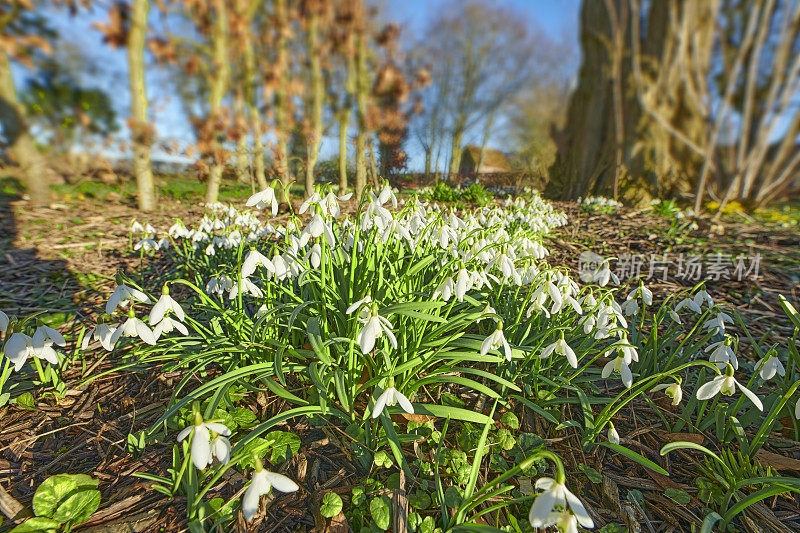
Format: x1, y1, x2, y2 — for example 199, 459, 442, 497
233, 89, 250, 184
274, 0, 291, 203
354, 32, 369, 199
128, 0, 155, 211
0, 53, 50, 205
476, 109, 497, 173
338, 109, 350, 191
448, 127, 464, 176
204, 0, 230, 204
244, 28, 267, 189
304, 9, 324, 198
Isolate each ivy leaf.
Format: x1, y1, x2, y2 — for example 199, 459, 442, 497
369, 495, 392, 531
232, 407, 258, 429
51, 489, 101, 525
320, 492, 343, 518
32, 474, 98, 520
9, 517, 61, 533
264, 431, 301, 463
500, 412, 520, 429
664, 488, 691, 505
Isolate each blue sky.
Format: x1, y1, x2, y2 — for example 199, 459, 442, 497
15, 0, 581, 170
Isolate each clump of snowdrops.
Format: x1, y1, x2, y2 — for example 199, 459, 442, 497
4, 181, 800, 531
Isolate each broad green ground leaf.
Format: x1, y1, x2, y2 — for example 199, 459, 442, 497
51, 489, 101, 525
369, 495, 391, 530
33, 474, 97, 519
10, 517, 61, 533
264, 431, 301, 463
320, 492, 343, 518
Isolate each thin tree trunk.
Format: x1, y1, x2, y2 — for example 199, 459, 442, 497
476, 109, 497, 173
338, 109, 350, 191
305, 9, 324, 198
448, 127, 464, 176
242, 2, 267, 189
234, 89, 249, 184
205, 0, 230, 204
128, 0, 155, 211
274, 0, 290, 203
0, 53, 49, 204
354, 32, 369, 199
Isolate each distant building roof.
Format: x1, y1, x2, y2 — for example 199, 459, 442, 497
460, 145, 511, 173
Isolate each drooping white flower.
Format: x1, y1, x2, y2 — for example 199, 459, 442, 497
608, 424, 620, 445
377, 185, 398, 208
106, 285, 151, 315
703, 312, 733, 335
242, 457, 299, 522
300, 214, 335, 247
211, 435, 231, 465
177, 415, 232, 470
346, 294, 372, 315
651, 382, 683, 406
356, 311, 397, 354
38, 325, 66, 347
228, 277, 264, 299
481, 323, 512, 361
602, 353, 633, 388
242, 249, 275, 278
756, 352, 785, 381
110, 312, 157, 346
541, 336, 578, 369
0, 310, 8, 332
81, 323, 118, 351
206, 275, 234, 297
149, 286, 185, 326
675, 297, 702, 314
433, 276, 454, 301
696, 364, 763, 411
371, 386, 414, 418
705, 337, 738, 370
246, 187, 279, 217
153, 316, 189, 340
529, 477, 594, 530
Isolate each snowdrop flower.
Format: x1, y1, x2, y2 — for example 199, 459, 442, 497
346, 294, 372, 315
378, 185, 398, 208
693, 289, 714, 308
299, 192, 322, 214
38, 325, 66, 347
696, 363, 763, 411
176, 412, 231, 470
4, 329, 59, 371
669, 310, 682, 324
321, 191, 351, 218
703, 312, 733, 336
242, 456, 299, 522
106, 284, 151, 315
134, 237, 157, 252
675, 297, 702, 314
153, 315, 189, 340
706, 336, 737, 370
242, 249, 275, 278
540, 335, 578, 369
357, 308, 397, 354
756, 350, 785, 381
130, 220, 145, 233
433, 276, 454, 301
608, 423, 620, 445
211, 434, 231, 465
477, 304, 498, 323
621, 296, 639, 317
228, 277, 264, 299
602, 352, 634, 388
246, 187, 279, 217
651, 381, 683, 406
306, 243, 322, 269
300, 214, 335, 247
371, 385, 414, 418
0, 310, 7, 332
149, 285, 185, 326
529, 477, 593, 531
481, 322, 512, 361
795, 397, 800, 420
205, 244, 216, 256
110, 310, 157, 346
206, 275, 234, 297
81, 322, 118, 351
454, 268, 472, 302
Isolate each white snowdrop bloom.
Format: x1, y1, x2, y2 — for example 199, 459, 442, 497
206, 275, 234, 297
529, 477, 594, 531
795, 397, 800, 420
581, 313, 596, 335
134, 237, 157, 252
693, 289, 714, 309
378, 185, 398, 208
144, 223, 156, 234
300, 214, 335, 247
211, 435, 231, 465
272, 255, 292, 281
246, 187, 279, 217
371, 386, 414, 418
242, 458, 300, 522
703, 312, 733, 335
4, 329, 59, 371
669, 310, 682, 324
106, 285, 151, 315
696, 364, 762, 410
305, 243, 322, 269
621, 296, 639, 317
149, 286, 185, 326
608, 424, 620, 445
675, 297, 702, 314
81, 323, 118, 351
38, 324, 66, 347
228, 277, 264, 299
321, 191, 351, 218
157, 238, 170, 250
541, 336, 578, 369
495, 253, 515, 278
433, 276, 455, 302
176, 416, 232, 470
756, 352, 785, 381
242, 249, 275, 278
169, 222, 188, 238
706, 337, 738, 370
0, 310, 8, 332
477, 304, 498, 323
357, 311, 397, 354
651, 382, 683, 406
130, 220, 145, 233
111, 312, 157, 346
299, 192, 322, 214
592, 263, 619, 286
205, 244, 216, 256
153, 316, 189, 340
481, 323, 512, 361
346, 294, 372, 315
602, 353, 634, 388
